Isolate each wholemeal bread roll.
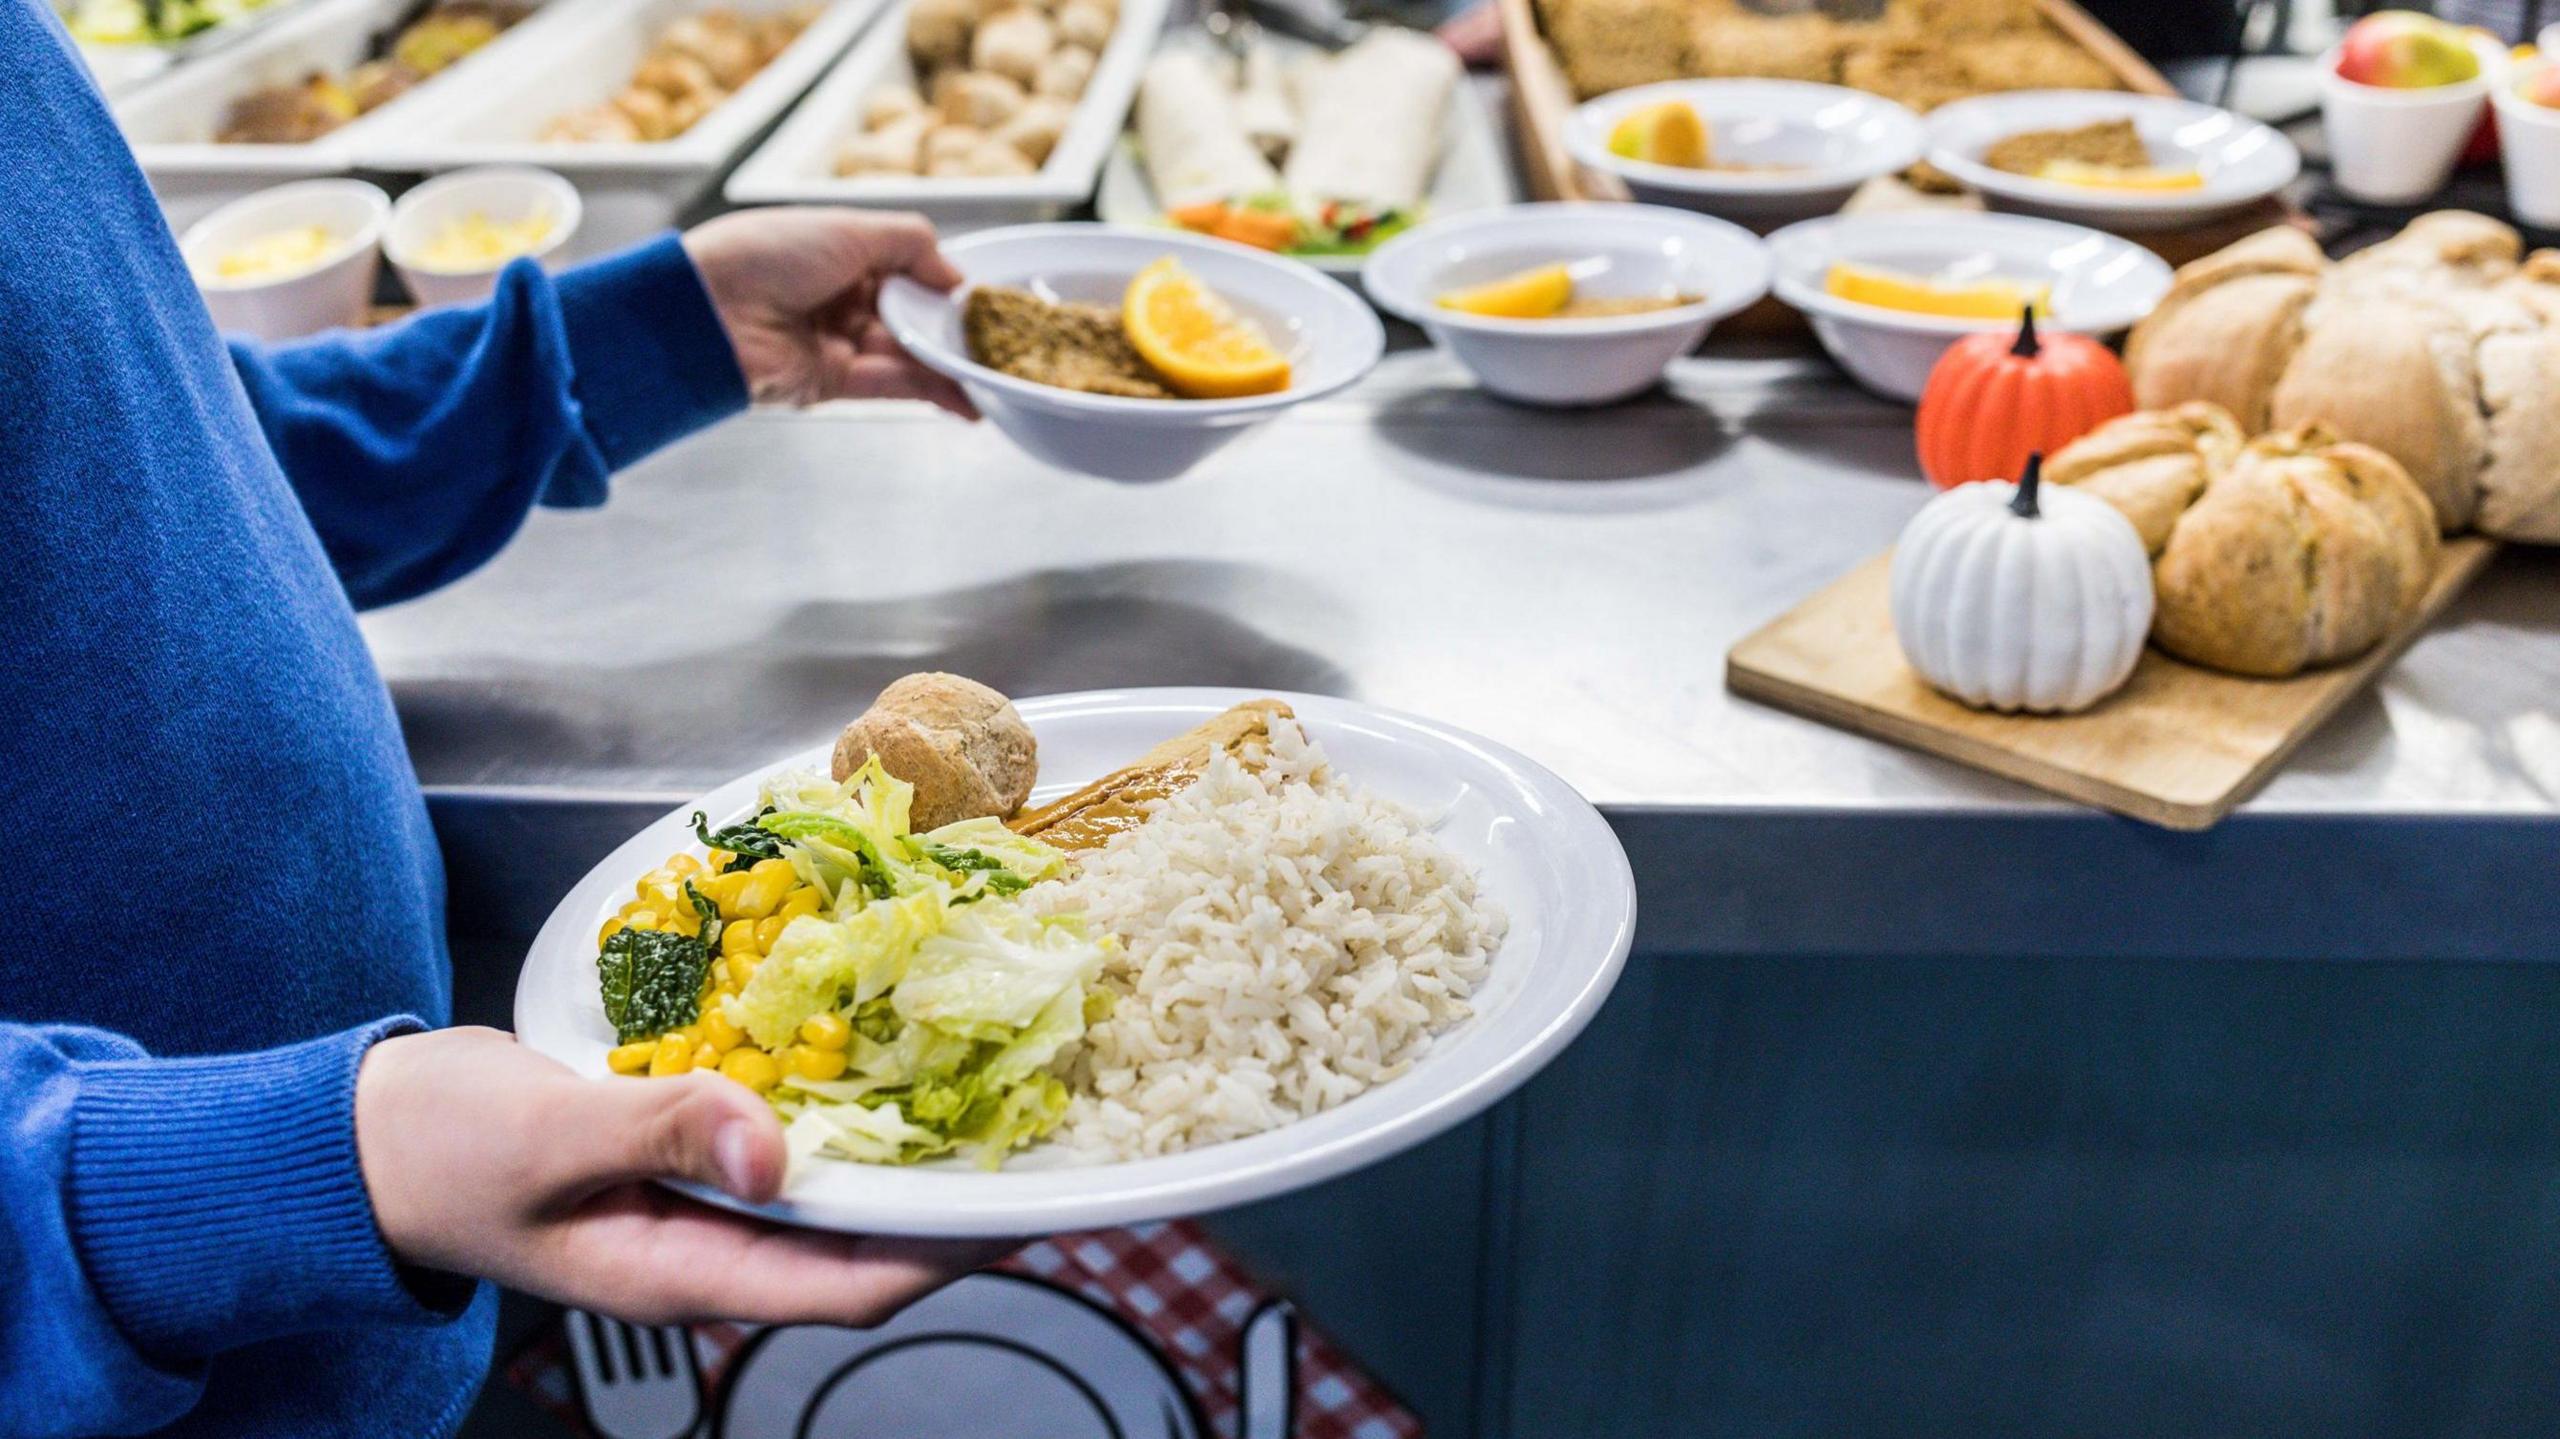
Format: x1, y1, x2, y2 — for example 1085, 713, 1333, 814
2265, 296, 2478, 531
2122, 227, 2322, 431
2043, 402, 2241, 554
971, 6, 1055, 85
2050, 407, 2440, 677
832, 673, 1039, 831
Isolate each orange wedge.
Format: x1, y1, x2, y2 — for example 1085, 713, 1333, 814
1608, 100, 1711, 169
1437, 262, 1576, 319
2038, 160, 2207, 191
1823, 260, 2050, 320
1122, 257, 1292, 399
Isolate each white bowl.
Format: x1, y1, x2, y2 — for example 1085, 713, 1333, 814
1925, 90, 2301, 233
1362, 202, 1771, 407
1767, 211, 2171, 402
179, 177, 390, 341
879, 225, 1385, 483
2317, 37, 2503, 206
1566, 79, 1926, 228
386, 166, 583, 308
2493, 63, 2560, 228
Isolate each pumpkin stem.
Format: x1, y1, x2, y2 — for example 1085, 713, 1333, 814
2011, 453, 2044, 519
2011, 303, 2041, 358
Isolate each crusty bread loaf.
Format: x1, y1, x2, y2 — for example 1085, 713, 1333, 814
2267, 296, 2481, 532
2121, 228, 2323, 432
2051, 408, 2440, 677
831, 672, 1038, 830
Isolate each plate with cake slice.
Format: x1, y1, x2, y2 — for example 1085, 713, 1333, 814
1923, 90, 2301, 232
513, 680, 1635, 1235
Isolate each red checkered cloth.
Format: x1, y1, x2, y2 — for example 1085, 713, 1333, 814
503, 1220, 1423, 1439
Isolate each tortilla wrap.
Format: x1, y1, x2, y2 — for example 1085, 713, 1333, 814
1136, 49, 1279, 211
1281, 28, 1455, 216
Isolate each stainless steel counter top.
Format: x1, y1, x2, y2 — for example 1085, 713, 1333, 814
373, 342, 2560, 961
364, 344, 2560, 813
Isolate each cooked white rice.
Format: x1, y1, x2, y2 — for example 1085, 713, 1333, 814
1041, 720, 1506, 1160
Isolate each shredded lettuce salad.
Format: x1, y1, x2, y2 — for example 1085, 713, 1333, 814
712, 758, 1110, 1169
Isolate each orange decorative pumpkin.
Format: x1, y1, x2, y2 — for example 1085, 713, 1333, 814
1915, 307, 2134, 491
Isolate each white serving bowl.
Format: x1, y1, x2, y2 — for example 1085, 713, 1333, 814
1766, 211, 2171, 402
385, 166, 583, 308
179, 177, 390, 340
2317, 37, 2503, 206
879, 225, 1385, 483
1925, 90, 2300, 232
1362, 202, 1771, 407
2493, 63, 2560, 229
1566, 79, 1926, 228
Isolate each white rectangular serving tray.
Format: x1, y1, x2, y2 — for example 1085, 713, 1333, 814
1092, 33, 1516, 279
359, 0, 888, 256
112, 0, 578, 234
720, 0, 1171, 230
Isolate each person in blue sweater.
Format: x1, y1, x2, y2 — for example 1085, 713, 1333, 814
1, 4, 1006, 1435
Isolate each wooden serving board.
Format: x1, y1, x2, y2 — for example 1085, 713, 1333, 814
1724, 537, 2501, 830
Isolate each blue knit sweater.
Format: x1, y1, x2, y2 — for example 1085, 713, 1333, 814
0, 6, 748, 1434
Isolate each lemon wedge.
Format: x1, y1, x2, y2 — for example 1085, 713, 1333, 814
1121, 257, 1291, 399
2037, 160, 2207, 191
1823, 261, 2050, 320
1607, 100, 1711, 169
1437, 262, 1578, 319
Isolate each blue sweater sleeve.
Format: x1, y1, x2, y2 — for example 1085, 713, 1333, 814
0, 1019, 467, 1438
229, 235, 748, 611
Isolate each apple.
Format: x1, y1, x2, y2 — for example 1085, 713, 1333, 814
2521, 64, 2560, 109
2336, 10, 2483, 89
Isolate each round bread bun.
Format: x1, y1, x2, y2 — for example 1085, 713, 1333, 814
830, 673, 1038, 831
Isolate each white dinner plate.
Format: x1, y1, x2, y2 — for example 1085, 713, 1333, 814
1092, 32, 1518, 280
1566, 79, 1927, 228
513, 688, 1637, 1236
1923, 90, 2301, 233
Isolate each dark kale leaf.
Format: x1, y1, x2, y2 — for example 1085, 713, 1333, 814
598, 927, 711, 1044
690, 807, 783, 871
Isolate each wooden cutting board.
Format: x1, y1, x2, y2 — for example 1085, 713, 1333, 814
1725, 537, 2501, 830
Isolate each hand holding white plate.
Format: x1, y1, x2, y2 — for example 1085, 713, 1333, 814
879, 225, 1383, 482
513, 689, 1634, 1236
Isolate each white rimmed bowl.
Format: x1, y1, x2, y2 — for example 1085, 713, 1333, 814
1566, 79, 1926, 227
386, 165, 582, 308
2493, 62, 2560, 228
1767, 211, 2171, 402
1362, 202, 1771, 407
2318, 37, 2504, 206
179, 177, 390, 340
514, 688, 1637, 1237
1925, 90, 2300, 232
880, 225, 1385, 483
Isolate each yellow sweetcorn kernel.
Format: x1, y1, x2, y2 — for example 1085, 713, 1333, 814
700, 1008, 745, 1053
719, 1048, 781, 1093
707, 847, 734, 871
799, 1012, 852, 1050
786, 1044, 848, 1082
598, 916, 627, 947
606, 1040, 655, 1074
730, 955, 761, 988
648, 1035, 694, 1076
719, 920, 760, 959
733, 858, 796, 919
699, 869, 752, 918
624, 909, 664, 933
754, 916, 788, 951
637, 868, 680, 899
778, 885, 823, 922
664, 853, 703, 877
691, 1041, 721, 1070
710, 959, 734, 991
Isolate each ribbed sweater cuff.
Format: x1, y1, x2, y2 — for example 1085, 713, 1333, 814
551, 232, 749, 483
68, 1018, 465, 1361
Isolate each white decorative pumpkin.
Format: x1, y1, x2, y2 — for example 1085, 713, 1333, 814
1889, 456, 2155, 714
